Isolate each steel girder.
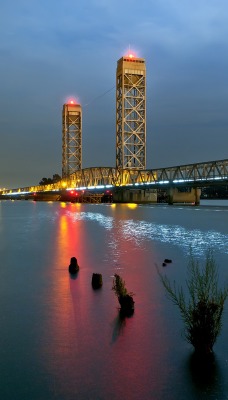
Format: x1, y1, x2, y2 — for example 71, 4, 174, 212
116, 57, 146, 170
68, 160, 228, 187
69, 167, 118, 187
153, 159, 228, 183
62, 103, 82, 178
1, 160, 228, 195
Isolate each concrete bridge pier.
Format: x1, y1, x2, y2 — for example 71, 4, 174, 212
168, 187, 201, 205
113, 188, 157, 203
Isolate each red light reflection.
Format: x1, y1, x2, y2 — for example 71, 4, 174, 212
41, 204, 93, 366
39, 204, 173, 398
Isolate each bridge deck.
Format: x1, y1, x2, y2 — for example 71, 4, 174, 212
1, 159, 228, 196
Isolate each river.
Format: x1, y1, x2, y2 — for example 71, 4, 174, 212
0, 199, 228, 400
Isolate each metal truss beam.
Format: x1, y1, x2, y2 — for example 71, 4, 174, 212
116, 56, 146, 170
62, 102, 82, 178
2, 160, 228, 196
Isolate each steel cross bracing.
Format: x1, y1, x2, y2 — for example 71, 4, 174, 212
116, 74, 146, 169
1, 160, 228, 196
116, 57, 146, 170
62, 104, 82, 178
153, 159, 228, 184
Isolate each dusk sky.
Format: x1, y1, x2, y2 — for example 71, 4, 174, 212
0, 0, 228, 188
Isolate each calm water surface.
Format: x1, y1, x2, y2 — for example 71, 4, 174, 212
0, 200, 228, 400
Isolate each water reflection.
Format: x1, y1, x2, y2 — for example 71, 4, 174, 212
111, 310, 135, 343
111, 313, 127, 343
121, 220, 228, 255
39, 206, 86, 398
67, 210, 114, 230
69, 271, 78, 280
61, 206, 228, 257
1, 201, 227, 399
187, 352, 222, 397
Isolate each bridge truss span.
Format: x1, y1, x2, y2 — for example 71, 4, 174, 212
61, 159, 228, 189
69, 167, 118, 188
1, 159, 228, 197
154, 159, 228, 185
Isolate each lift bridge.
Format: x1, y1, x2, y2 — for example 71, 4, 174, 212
1, 56, 227, 204
1, 159, 228, 205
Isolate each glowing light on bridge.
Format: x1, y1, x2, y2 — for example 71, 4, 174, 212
124, 47, 138, 59
67, 99, 77, 105
64, 96, 80, 106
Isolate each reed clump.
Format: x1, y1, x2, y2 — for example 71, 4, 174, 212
112, 274, 135, 315
158, 250, 228, 355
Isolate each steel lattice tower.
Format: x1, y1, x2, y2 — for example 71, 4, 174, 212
62, 101, 82, 178
116, 54, 146, 169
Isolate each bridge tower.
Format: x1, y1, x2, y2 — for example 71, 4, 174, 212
62, 100, 82, 178
116, 53, 146, 169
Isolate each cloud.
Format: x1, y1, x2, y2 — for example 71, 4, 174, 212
0, 0, 228, 187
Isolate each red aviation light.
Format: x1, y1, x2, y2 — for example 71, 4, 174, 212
124, 47, 138, 59
66, 97, 79, 106
68, 99, 76, 105
65, 94, 80, 106
125, 50, 137, 59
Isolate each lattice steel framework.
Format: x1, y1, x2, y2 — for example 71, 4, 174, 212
62, 102, 82, 178
2, 159, 228, 195
116, 55, 146, 169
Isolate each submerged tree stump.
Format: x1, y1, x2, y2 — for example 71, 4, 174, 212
68, 257, 79, 274
92, 273, 103, 289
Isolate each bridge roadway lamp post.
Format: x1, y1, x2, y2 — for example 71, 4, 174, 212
116, 52, 146, 169
62, 100, 82, 178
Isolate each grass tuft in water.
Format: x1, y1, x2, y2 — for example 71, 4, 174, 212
157, 249, 228, 355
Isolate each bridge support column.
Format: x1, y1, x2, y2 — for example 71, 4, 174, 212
168, 188, 174, 205
167, 188, 201, 205
113, 188, 157, 203
194, 188, 201, 205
